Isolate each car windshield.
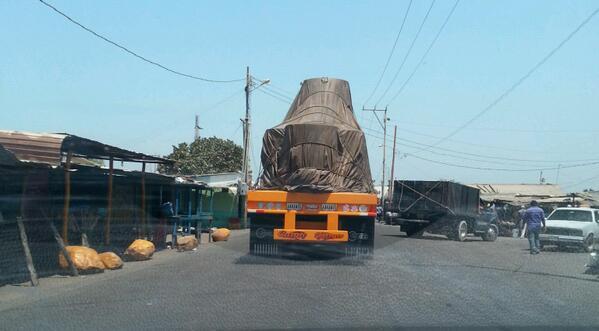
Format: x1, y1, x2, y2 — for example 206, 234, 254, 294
548, 210, 593, 222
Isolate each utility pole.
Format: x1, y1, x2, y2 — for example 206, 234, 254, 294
389, 125, 397, 204
362, 106, 388, 216
539, 171, 545, 184
555, 164, 561, 184
194, 115, 202, 141
243, 66, 253, 186
239, 68, 269, 229
241, 66, 251, 229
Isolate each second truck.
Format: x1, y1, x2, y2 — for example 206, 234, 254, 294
247, 77, 377, 258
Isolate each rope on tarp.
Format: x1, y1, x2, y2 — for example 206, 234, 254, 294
395, 181, 456, 216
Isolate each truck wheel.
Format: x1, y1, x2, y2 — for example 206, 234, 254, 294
583, 234, 594, 253
482, 224, 498, 242
452, 220, 468, 242
403, 225, 419, 237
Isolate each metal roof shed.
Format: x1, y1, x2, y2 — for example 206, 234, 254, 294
0, 130, 171, 166
0, 130, 172, 243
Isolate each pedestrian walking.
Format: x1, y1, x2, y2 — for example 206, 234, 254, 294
522, 200, 546, 254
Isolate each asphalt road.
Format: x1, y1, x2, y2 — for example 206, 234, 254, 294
1, 224, 599, 330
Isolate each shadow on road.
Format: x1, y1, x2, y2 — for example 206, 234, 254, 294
382, 234, 449, 241
381, 233, 482, 242
234, 254, 368, 266
541, 246, 586, 253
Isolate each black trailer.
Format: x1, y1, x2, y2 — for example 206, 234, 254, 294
385, 180, 498, 242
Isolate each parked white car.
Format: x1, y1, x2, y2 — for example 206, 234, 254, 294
540, 207, 599, 252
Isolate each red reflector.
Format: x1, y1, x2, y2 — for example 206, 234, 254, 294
256, 209, 265, 213
367, 212, 376, 217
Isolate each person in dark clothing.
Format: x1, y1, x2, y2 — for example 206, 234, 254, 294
523, 200, 546, 254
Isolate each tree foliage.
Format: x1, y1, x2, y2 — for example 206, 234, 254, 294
159, 136, 243, 175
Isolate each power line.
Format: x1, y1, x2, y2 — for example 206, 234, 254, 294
128, 88, 245, 144
388, 125, 566, 155
37, 0, 244, 83
203, 88, 246, 111
261, 85, 293, 102
358, 114, 542, 154
363, 131, 551, 167
405, 153, 599, 172
386, 120, 599, 134
363, 114, 599, 154
561, 172, 599, 189
252, 77, 295, 98
362, 126, 599, 164
413, 6, 599, 154
363, 0, 413, 106
365, 130, 586, 172
374, 0, 436, 106
387, 0, 459, 105
257, 88, 293, 105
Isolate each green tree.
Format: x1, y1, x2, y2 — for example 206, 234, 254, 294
159, 137, 243, 175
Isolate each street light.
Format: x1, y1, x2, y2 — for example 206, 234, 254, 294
252, 79, 270, 91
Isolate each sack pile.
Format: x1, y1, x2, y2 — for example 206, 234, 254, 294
59, 246, 105, 272
124, 239, 155, 261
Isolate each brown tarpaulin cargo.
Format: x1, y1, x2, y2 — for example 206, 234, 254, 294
258, 78, 374, 193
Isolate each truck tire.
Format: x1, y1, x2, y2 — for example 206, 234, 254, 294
402, 224, 419, 237
449, 220, 468, 242
482, 224, 498, 242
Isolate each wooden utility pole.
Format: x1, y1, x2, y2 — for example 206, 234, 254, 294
62, 151, 73, 243
389, 125, 397, 203
243, 66, 251, 185
242, 66, 251, 229
362, 106, 388, 215
141, 162, 146, 238
104, 157, 114, 245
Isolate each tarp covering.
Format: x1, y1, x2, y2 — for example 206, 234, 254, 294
391, 180, 480, 218
258, 78, 374, 193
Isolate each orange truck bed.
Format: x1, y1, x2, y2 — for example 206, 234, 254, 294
247, 190, 377, 257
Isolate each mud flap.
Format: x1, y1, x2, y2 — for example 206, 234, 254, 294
340, 216, 375, 258
249, 213, 282, 257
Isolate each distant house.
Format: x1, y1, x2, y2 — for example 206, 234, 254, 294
189, 172, 243, 228
467, 183, 574, 208
191, 172, 242, 190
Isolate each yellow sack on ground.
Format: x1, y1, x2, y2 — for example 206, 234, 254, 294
177, 235, 198, 251
124, 239, 155, 261
212, 228, 231, 242
98, 252, 123, 270
58, 246, 105, 272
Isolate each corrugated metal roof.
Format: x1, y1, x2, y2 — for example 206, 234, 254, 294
0, 144, 19, 167
192, 172, 242, 188
0, 130, 172, 166
468, 183, 564, 197
0, 131, 63, 165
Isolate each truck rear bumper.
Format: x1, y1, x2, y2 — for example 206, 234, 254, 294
273, 229, 348, 243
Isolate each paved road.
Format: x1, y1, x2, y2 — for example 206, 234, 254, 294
1, 224, 599, 330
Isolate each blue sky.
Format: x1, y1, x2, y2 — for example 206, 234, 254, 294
1, 0, 598, 191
